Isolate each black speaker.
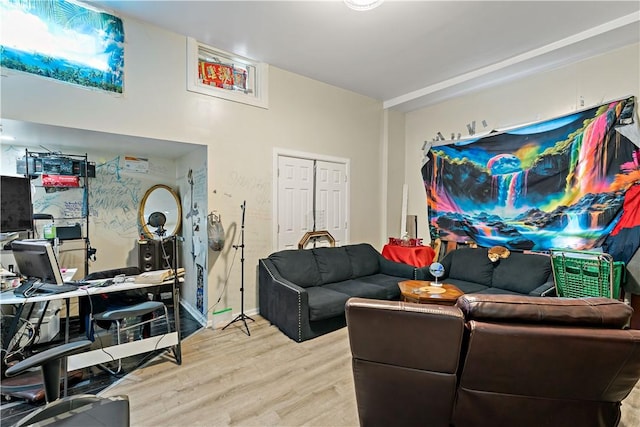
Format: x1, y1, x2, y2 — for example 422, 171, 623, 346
138, 239, 174, 272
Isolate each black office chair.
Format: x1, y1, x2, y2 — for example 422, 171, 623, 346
82, 267, 171, 374
81, 266, 157, 337
93, 301, 170, 374
79, 267, 145, 334
5, 340, 130, 427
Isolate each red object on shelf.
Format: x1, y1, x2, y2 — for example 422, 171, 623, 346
382, 244, 435, 268
388, 237, 423, 246
41, 174, 79, 187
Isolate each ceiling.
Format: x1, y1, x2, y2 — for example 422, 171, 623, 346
0, 119, 202, 159
85, 0, 640, 112
2, 1, 639, 155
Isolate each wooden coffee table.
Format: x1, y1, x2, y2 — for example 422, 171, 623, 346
398, 280, 464, 305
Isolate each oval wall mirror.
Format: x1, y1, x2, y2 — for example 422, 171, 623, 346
139, 184, 182, 240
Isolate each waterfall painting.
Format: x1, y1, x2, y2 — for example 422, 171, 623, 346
422, 97, 640, 251
0, 0, 124, 93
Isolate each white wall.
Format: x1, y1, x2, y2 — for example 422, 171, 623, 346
0, 143, 180, 271
403, 43, 640, 244
5, 10, 634, 322
0, 15, 384, 322
384, 109, 406, 239
175, 147, 209, 320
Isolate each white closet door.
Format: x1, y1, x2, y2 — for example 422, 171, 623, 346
277, 156, 314, 250
315, 161, 347, 247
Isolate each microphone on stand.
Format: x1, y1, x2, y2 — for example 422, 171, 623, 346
223, 200, 254, 336
148, 211, 167, 238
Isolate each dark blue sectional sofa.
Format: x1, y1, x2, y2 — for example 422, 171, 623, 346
417, 247, 555, 296
258, 244, 555, 342
258, 243, 417, 342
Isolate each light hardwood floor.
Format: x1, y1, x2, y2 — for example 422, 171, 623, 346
622, 381, 640, 427
102, 315, 640, 427
100, 316, 359, 426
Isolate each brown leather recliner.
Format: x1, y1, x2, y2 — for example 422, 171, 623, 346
346, 295, 640, 427
346, 299, 464, 427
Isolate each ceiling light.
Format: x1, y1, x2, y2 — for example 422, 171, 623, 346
0, 135, 16, 141
344, 0, 384, 12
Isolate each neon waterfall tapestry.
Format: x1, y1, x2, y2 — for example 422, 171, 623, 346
422, 97, 640, 251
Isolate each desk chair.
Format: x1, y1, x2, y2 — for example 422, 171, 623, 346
82, 267, 171, 374
79, 267, 146, 335
5, 340, 129, 427
92, 301, 170, 374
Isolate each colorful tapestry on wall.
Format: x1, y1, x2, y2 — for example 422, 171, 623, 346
422, 97, 640, 251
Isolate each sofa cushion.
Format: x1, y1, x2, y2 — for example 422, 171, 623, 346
474, 287, 522, 296
444, 279, 489, 294
357, 274, 403, 299
324, 279, 389, 300
268, 249, 320, 288
345, 244, 380, 278
446, 248, 494, 286
306, 286, 351, 321
492, 252, 551, 294
313, 247, 353, 285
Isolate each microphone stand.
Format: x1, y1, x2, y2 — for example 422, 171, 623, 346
153, 224, 182, 364
223, 200, 254, 336
168, 233, 182, 364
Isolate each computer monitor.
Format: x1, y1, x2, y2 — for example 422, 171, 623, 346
1, 175, 34, 233
11, 240, 64, 285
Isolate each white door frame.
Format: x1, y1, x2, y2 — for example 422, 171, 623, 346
272, 148, 350, 253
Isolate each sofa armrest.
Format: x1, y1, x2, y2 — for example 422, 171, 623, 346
415, 251, 453, 281
378, 255, 417, 278
414, 266, 431, 281
528, 280, 556, 297
258, 259, 310, 341
415, 266, 450, 281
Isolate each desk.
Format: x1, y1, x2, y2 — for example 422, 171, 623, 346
0, 279, 182, 372
382, 245, 435, 267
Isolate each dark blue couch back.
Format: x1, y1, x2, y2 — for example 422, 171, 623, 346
268, 243, 381, 287
441, 247, 552, 294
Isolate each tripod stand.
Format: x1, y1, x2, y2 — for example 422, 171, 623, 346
223, 201, 254, 336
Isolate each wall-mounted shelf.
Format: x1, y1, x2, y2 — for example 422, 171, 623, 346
19, 150, 93, 277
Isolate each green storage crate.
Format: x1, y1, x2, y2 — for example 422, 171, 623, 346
550, 249, 625, 299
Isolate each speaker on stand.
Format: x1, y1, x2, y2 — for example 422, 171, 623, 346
137, 238, 177, 305
138, 239, 174, 272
